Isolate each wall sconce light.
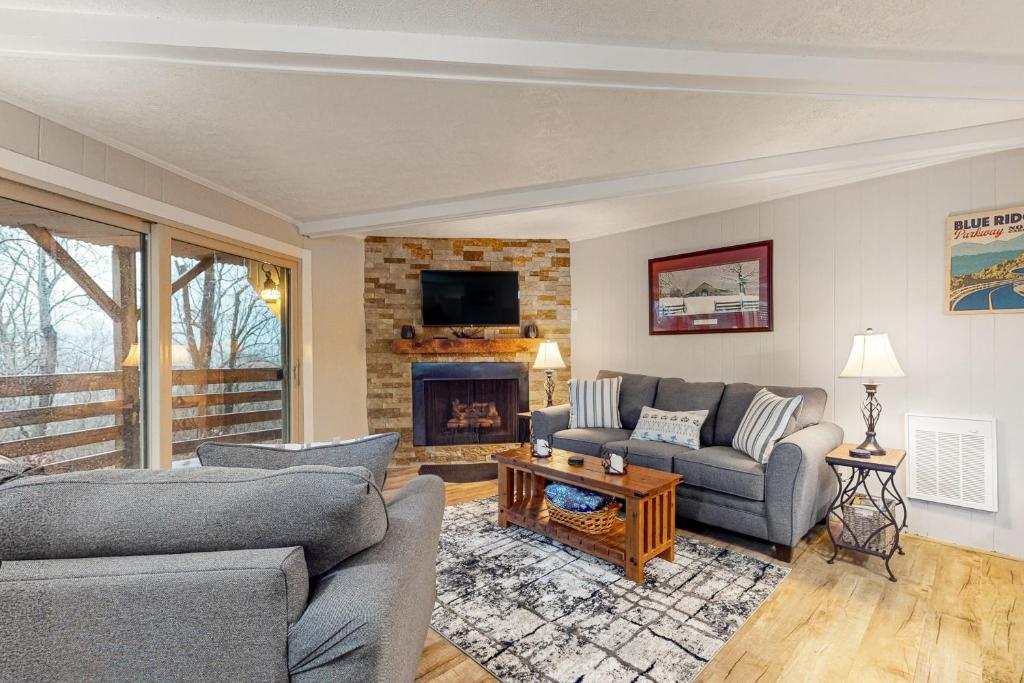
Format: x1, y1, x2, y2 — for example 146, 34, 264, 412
260, 264, 280, 303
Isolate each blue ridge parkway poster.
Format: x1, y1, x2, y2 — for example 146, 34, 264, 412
947, 205, 1024, 314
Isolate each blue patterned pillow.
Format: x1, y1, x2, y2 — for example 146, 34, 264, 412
544, 482, 613, 512
631, 407, 708, 449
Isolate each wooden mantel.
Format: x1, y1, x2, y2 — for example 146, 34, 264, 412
392, 338, 543, 355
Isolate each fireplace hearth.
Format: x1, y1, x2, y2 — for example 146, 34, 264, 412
412, 362, 529, 447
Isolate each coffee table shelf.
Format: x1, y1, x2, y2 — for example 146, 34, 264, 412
504, 495, 627, 565
495, 446, 682, 583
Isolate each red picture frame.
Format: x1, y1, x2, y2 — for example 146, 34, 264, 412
649, 240, 773, 335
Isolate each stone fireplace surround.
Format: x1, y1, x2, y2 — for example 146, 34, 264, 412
364, 237, 571, 464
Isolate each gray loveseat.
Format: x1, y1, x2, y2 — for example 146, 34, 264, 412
0, 438, 444, 682
533, 371, 843, 561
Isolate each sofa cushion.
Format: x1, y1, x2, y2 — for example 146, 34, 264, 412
672, 446, 766, 501
631, 407, 708, 450
714, 383, 827, 447
597, 370, 659, 430
197, 432, 400, 486
552, 428, 632, 456
0, 456, 34, 484
653, 378, 725, 446
0, 546, 310, 625
603, 439, 683, 473
0, 465, 387, 578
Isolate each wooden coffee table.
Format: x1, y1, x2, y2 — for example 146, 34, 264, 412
495, 446, 682, 583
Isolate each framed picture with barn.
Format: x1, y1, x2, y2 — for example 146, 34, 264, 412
946, 205, 1024, 314
649, 240, 773, 335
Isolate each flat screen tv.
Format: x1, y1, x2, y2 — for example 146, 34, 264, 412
421, 270, 520, 327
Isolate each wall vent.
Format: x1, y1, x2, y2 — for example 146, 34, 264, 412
906, 414, 997, 512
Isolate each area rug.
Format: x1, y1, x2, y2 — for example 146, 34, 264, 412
431, 497, 788, 683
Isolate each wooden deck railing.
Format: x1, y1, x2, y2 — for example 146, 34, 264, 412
0, 367, 285, 473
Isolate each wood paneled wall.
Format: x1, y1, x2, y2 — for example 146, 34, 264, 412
571, 150, 1024, 558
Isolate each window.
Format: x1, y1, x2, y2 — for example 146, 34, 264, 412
0, 196, 146, 473
169, 238, 292, 462
0, 181, 302, 473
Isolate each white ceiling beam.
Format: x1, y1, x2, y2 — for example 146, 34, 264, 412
298, 119, 1024, 237
1, 8, 1023, 103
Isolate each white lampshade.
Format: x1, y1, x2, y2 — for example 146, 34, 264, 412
171, 344, 191, 367
839, 328, 904, 379
122, 343, 141, 367
533, 339, 566, 370
124, 343, 192, 367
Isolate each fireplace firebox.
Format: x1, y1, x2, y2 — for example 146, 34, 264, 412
412, 362, 529, 447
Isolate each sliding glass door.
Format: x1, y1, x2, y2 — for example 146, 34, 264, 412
0, 182, 301, 472
169, 237, 292, 463
0, 195, 146, 472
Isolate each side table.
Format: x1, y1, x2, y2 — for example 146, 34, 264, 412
825, 444, 908, 582
517, 411, 532, 447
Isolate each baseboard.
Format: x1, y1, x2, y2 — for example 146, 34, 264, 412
901, 531, 1021, 561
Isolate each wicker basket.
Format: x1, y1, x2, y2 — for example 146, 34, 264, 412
545, 496, 622, 535
831, 495, 895, 553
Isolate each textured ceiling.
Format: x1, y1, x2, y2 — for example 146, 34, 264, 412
0, 2, 1021, 240
5, 0, 1024, 60
2, 56, 1023, 225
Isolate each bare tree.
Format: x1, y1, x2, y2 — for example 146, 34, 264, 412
724, 262, 755, 296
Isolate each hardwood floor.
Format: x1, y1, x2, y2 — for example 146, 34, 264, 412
384, 467, 1024, 683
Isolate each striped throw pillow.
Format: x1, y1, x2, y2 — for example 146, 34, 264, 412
732, 389, 803, 464
568, 377, 623, 429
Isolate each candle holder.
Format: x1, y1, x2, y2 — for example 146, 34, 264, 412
602, 450, 627, 475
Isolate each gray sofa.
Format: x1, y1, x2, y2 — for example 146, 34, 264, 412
533, 371, 843, 561
0, 440, 444, 682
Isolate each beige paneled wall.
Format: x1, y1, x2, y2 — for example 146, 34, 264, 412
571, 150, 1024, 558
311, 236, 369, 440
0, 99, 302, 247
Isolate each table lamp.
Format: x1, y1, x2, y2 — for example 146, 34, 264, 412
839, 328, 904, 457
533, 339, 565, 407
122, 343, 191, 367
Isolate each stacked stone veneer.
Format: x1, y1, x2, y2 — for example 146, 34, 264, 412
364, 237, 571, 464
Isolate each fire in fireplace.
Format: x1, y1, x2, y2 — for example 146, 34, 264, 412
447, 398, 502, 431
412, 362, 529, 447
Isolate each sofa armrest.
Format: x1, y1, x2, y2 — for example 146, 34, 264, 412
764, 422, 844, 547
532, 403, 571, 442
0, 547, 307, 682
288, 475, 445, 683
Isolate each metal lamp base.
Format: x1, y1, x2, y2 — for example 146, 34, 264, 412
851, 435, 886, 457
855, 383, 887, 457
544, 370, 555, 407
